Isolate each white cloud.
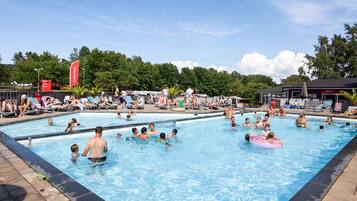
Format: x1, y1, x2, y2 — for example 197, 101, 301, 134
208, 65, 226, 72
236, 50, 307, 82
171, 60, 199, 71
178, 22, 240, 36
271, 0, 357, 30
171, 61, 226, 72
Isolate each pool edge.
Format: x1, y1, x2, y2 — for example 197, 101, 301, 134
289, 135, 357, 201
0, 131, 104, 201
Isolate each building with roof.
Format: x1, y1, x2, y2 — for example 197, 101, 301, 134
259, 78, 357, 108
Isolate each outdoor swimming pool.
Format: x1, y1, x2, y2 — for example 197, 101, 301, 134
19, 113, 356, 201
0, 112, 213, 138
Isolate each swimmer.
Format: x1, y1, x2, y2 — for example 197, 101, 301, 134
296, 114, 308, 128
278, 107, 286, 117
65, 118, 80, 132
126, 114, 132, 121
82, 126, 108, 163
263, 114, 270, 126
231, 115, 235, 123
170, 129, 178, 142
261, 125, 271, 136
131, 127, 139, 138
71, 144, 79, 164
138, 127, 149, 140
324, 116, 333, 125
117, 112, 123, 118
48, 117, 54, 126
148, 122, 158, 136
156, 133, 169, 144
129, 111, 136, 116
231, 122, 237, 129
255, 117, 263, 128
266, 132, 275, 142
319, 125, 324, 130
245, 133, 251, 142
244, 117, 252, 127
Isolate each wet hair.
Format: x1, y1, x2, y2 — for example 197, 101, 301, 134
95, 126, 103, 134
132, 127, 138, 133
346, 122, 351, 126
245, 134, 250, 141
265, 113, 269, 117
266, 132, 275, 139
71, 144, 78, 153
72, 118, 77, 123
160, 132, 166, 139
141, 127, 147, 134
127, 114, 131, 119
172, 128, 178, 135
245, 117, 250, 121
232, 122, 237, 127
319, 125, 324, 129
149, 122, 155, 127
117, 112, 121, 116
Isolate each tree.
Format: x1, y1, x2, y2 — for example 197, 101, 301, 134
306, 23, 357, 79
281, 74, 310, 86
339, 89, 357, 106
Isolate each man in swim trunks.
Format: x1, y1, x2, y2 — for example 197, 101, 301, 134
296, 114, 308, 128
82, 126, 108, 163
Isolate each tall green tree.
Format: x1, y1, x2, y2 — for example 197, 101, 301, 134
306, 23, 357, 78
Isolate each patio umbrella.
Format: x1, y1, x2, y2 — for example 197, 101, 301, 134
301, 82, 308, 98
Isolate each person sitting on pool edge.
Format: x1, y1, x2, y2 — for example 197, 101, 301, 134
82, 126, 108, 163
65, 118, 80, 132
296, 114, 308, 128
148, 122, 159, 136
138, 127, 149, 140
324, 116, 333, 125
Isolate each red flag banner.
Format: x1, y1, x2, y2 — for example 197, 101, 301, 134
70, 60, 80, 87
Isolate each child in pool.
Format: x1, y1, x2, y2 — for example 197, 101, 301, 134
48, 117, 54, 126
71, 144, 79, 164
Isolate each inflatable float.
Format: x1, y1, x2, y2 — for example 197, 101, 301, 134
250, 135, 283, 148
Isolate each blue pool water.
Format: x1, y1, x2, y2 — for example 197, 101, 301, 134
22, 114, 355, 201
0, 112, 209, 137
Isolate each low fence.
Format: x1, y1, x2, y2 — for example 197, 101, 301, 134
0, 91, 72, 103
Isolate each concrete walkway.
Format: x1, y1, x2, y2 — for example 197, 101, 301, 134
323, 153, 357, 201
0, 143, 68, 201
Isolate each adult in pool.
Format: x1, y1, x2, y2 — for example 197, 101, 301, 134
324, 116, 333, 125
148, 122, 159, 136
296, 114, 308, 128
82, 126, 108, 163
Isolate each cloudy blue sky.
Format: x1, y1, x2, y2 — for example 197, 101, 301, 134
0, 0, 356, 81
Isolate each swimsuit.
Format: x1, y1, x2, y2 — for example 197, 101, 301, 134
88, 156, 107, 163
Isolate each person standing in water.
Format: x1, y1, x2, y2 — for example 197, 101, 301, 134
82, 127, 108, 163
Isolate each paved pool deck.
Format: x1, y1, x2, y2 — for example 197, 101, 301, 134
0, 143, 68, 201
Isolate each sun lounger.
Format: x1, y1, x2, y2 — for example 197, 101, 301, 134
313, 100, 333, 112
30, 97, 53, 113
80, 98, 97, 110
